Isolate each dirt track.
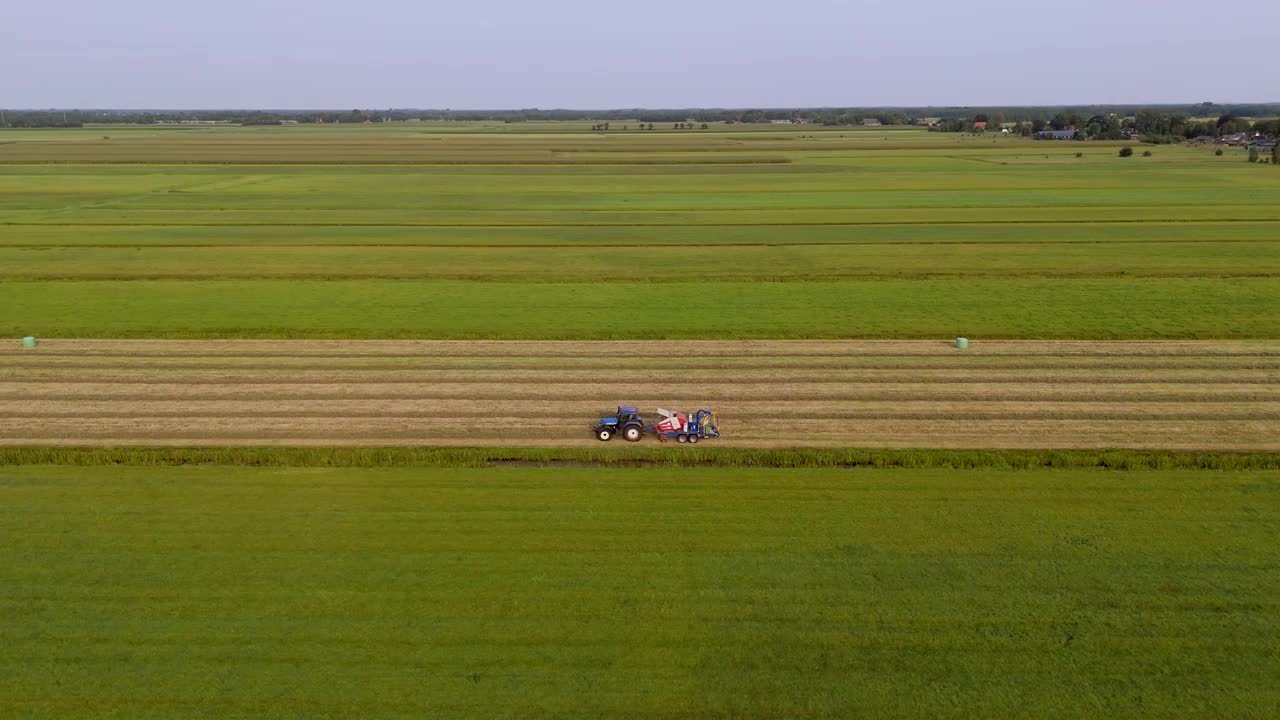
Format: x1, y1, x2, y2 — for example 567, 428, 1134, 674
2, 339, 1277, 450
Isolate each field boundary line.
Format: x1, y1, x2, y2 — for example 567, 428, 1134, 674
5, 238, 1278, 249
1, 446, 1276, 470
7, 217, 1280, 228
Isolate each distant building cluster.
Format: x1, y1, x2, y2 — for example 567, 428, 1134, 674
153, 120, 232, 125
1222, 131, 1274, 148
1037, 127, 1078, 140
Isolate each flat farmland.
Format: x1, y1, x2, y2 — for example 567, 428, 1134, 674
3, 464, 1277, 718
3, 122, 1279, 720
1, 124, 1278, 339
3, 339, 1276, 449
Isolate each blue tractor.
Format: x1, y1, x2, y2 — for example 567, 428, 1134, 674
593, 406, 645, 442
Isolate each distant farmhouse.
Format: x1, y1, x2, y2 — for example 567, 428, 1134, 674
862, 118, 882, 126
1222, 131, 1266, 146
972, 121, 987, 130
1037, 127, 1078, 140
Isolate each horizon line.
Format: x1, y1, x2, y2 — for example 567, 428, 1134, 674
5, 101, 1280, 113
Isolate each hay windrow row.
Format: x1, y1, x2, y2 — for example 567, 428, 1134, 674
5, 415, 1274, 448
6, 382, 1278, 402
6, 368, 1274, 384
7, 389, 1277, 405
5, 357, 1280, 371
1, 398, 1273, 418
5, 339, 1277, 358
3, 340, 1277, 450
9, 410, 1278, 422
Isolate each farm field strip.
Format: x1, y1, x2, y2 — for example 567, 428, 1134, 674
2, 419, 1271, 449
4, 221, 1277, 252
3, 241, 1277, 281
7, 384, 1277, 403
6, 356, 1278, 370
3, 368, 1275, 384
11, 206, 1280, 226
3, 134, 1275, 329
13, 190, 1280, 212
2, 276, 1276, 339
4, 340, 1276, 449
0, 132, 1127, 163
0, 161, 1258, 190
4, 339, 1275, 357
5, 400, 1275, 421
4, 464, 1275, 718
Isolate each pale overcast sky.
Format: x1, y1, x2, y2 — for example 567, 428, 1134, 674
4, 0, 1277, 108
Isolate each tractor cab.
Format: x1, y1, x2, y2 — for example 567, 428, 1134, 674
594, 406, 645, 442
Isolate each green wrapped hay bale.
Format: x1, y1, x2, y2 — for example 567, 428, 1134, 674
22, 336, 37, 349
955, 337, 969, 350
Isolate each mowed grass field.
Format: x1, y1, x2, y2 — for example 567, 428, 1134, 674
3, 339, 1277, 449
2, 123, 1277, 339
2, 464, 1276, 719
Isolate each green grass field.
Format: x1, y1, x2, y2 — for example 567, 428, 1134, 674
2, 463, 1276, 719
2, 277, 1275, 339
3, 123, 1277, 339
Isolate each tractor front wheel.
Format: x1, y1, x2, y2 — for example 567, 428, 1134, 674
597, 429, 613, 441
623, 426, 642, 442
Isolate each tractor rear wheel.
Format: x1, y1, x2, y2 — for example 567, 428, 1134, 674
623, 426, 642, 442
687, 434, 699, 444
597, 429, 613, 441
676, 434, 688, 443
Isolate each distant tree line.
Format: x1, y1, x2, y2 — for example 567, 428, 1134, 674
931, 107, 1280, 143
1127, 110, 1279, 144
0, 108, 416, 127
2, 102, 1278, 130
0, 110, 85, 128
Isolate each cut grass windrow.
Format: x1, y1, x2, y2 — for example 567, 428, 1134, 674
5, 368, 1273, 384
1, 340, 1277, 450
